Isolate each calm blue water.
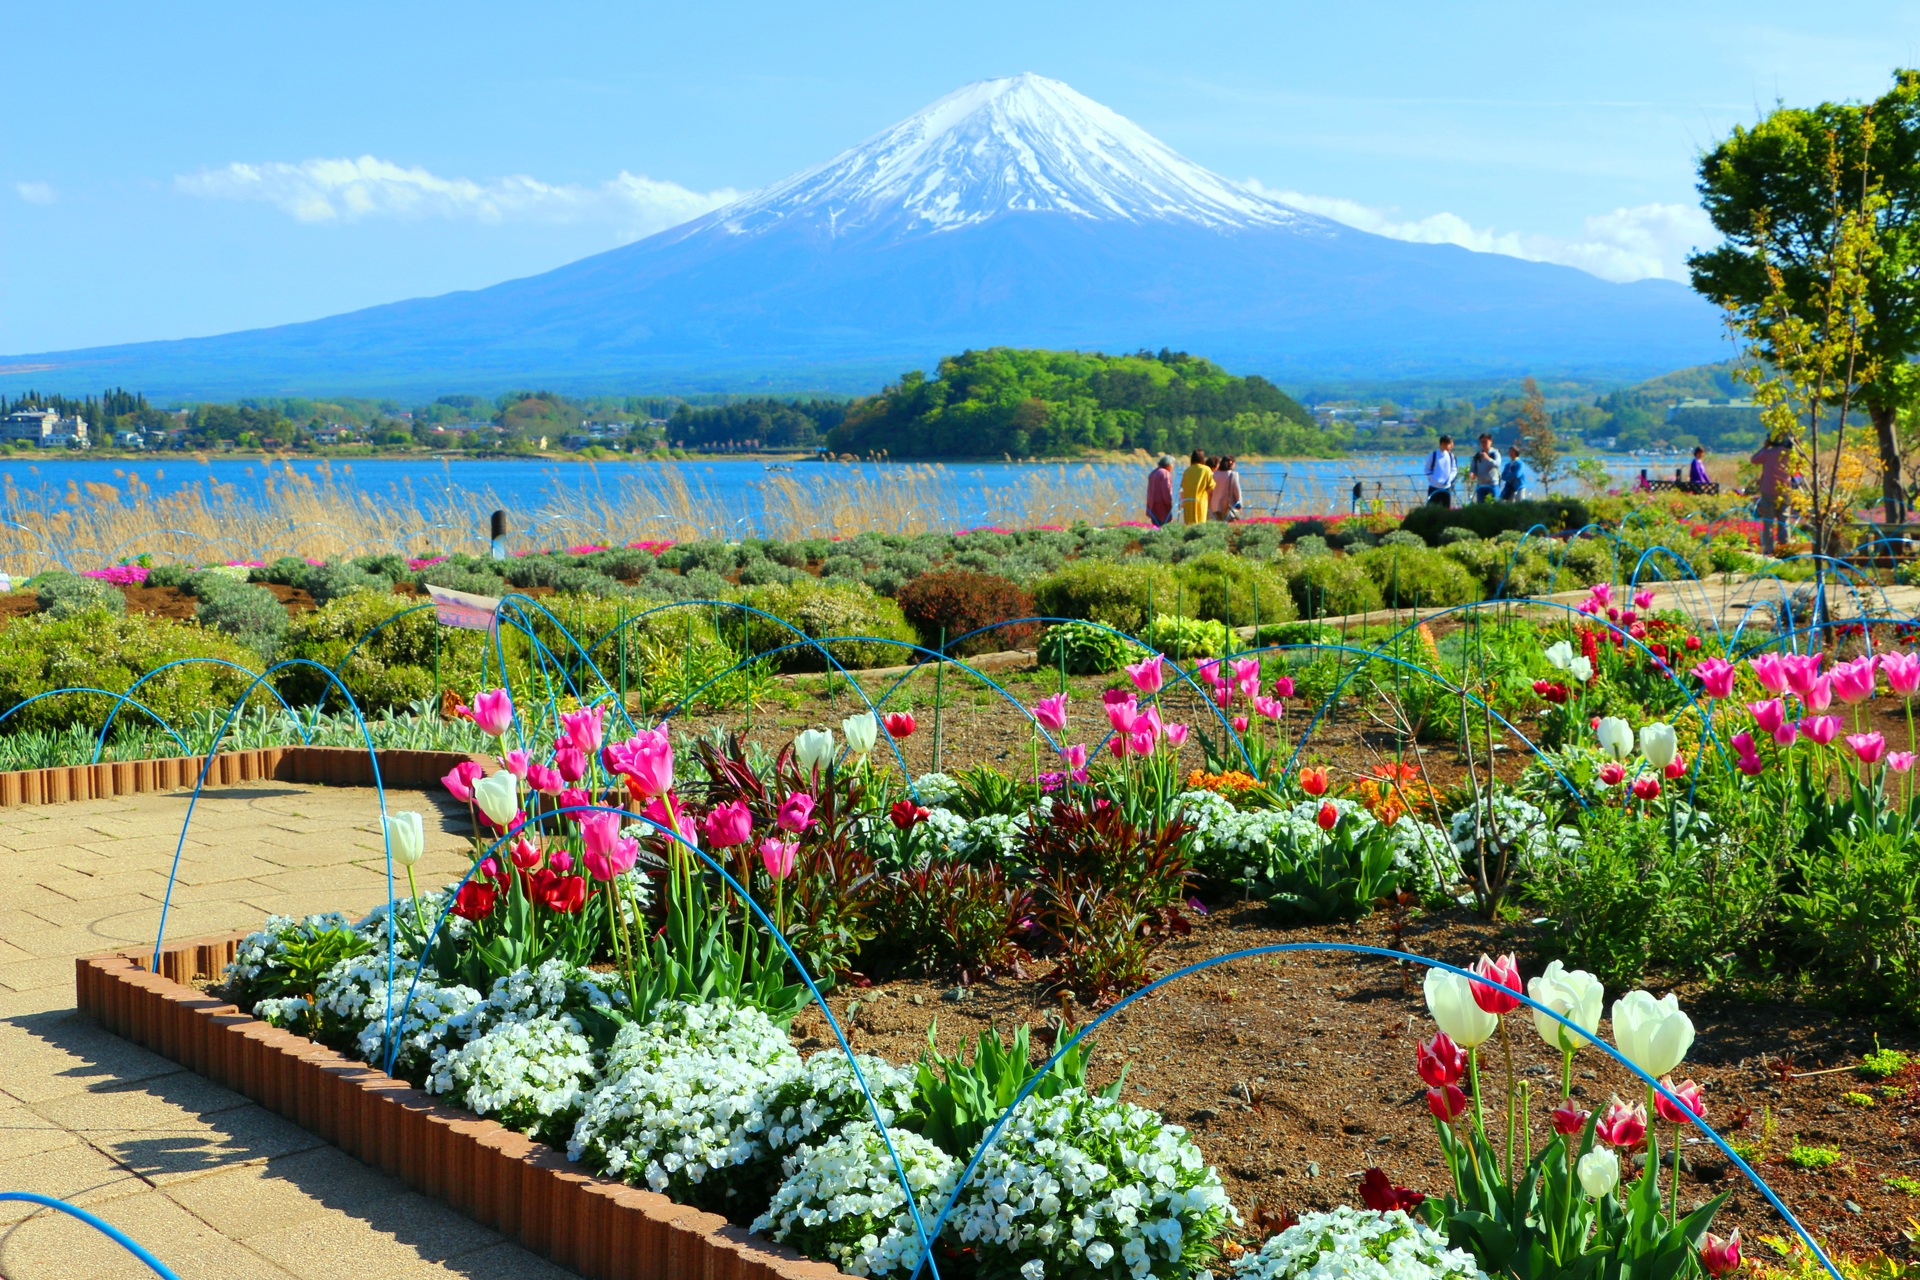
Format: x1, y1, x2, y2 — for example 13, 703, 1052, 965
0, 453, 1663, 538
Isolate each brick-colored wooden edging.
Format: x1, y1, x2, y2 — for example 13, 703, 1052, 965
77, 936, 848, 1280
0, 746, 487, 809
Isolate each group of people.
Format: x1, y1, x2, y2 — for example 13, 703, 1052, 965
1421, 433, 1525, 507
1145, 450, 1242, 526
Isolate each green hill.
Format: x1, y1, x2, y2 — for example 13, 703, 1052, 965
826, 347, 1329, 459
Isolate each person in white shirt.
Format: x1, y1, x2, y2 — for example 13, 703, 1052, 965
1424, 436, 1457, 507
1470, 433, 1501, 504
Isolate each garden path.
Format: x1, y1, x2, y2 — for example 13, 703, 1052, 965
0, 782, 577, 1280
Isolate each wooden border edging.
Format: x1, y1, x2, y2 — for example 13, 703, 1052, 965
77, 936, 848, 1280
0, 746, 490, 809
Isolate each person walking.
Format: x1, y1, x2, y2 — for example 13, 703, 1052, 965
1751, 434, 1793, 554
1180, 449, 1215, 524
1350, 480, 1364, 514
1210, 455, 1243, 521
1423, 436, 1457, 507
1145, 455, 1175, 526
1470, 433, 1500, 504
1687, 447, 1712, 493
1499, 451, 1524, 501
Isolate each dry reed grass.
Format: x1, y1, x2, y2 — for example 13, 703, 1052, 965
0, 461, 1140, 575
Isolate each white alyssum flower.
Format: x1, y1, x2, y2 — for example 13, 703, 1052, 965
1447, 792, 1579, 867
430, 1013, 596, 1142
948, 1091, 1236, 1280
912, 773, 961, 806
569, 998, 800, 1205
760, 1051, 916, 1156
918, 801, 1053, 861
1231, 1207, 1487, 1280
1181, 795, 1456, 892
752, 1122, 958, 1277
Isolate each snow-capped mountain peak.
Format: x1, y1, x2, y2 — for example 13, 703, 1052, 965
710, 72, 1308, 238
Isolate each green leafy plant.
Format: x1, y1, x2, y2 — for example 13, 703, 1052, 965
1841, 1091, 1876, 1107
1859, 1040, 1912, 1080
1787, 1143, 1843, 1170
33, 571, 126, 618
1036, 620, 1140, 674
1263, 812, 1401, 924
1140, 613, 1229, 659
1283, 552, 1384, 619
908, 1021, 1118, 1158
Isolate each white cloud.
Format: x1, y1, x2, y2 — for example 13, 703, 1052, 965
15, 182, 56, 205
176, 156, 740, 240
1244, 179, 1715, 283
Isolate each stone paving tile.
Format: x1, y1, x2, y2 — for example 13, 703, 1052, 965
0, 782, 578, 1277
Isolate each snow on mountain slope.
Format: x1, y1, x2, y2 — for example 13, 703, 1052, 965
710, 72, 1316, 239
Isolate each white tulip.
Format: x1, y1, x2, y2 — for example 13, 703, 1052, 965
1569, 656, 1594, 684
1595, 717, 1635, 761
471, 771, 520, 827
1423, 968, 1498, 1048
1638, 722, 1678, 769
840, 714, 879, 758
1577, 1148, 1620, 1198
1528, 960, 1603, 1053
1611, 989, 1695, 1078
1545, 641, 1575, 671
793, 728, 837, 774
385, 811, 425, 867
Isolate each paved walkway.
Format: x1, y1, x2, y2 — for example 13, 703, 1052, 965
0, 782, 575, 1280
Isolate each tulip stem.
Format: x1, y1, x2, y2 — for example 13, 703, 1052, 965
1561, 1046, 1575, 1101
1468, 1047, 1488, 1147
405, 866, 426, 936
1668, 1121, 1681, 1230
1501, 1018, 1517, 1185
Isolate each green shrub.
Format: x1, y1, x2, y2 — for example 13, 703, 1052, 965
1030, 560, 1176, 635
1281, 554, 1383, 619
1355, 545, 1481, 608
1172, 551, 1298, 627
895, 571, 1036, 657
1141, 614, 1230, 659
1036, 621, 1141, 675
194, 581, 289, 656
145, 563, 195, 589
278, 592, 479, 714
0, 611, 265, 735
34, 572, 126, 619
1400, 497, 1591, 546
250, 557, 314, 587
305, 561, 390, 605
417, 562, 507, 596
743, 580, 917, 670
1780, 828, 1920, 1020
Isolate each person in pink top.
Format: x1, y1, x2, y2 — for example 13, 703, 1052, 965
1145, 455, 1175, 526
1750, 434, 1793, 554
1209, 455, 1244, 521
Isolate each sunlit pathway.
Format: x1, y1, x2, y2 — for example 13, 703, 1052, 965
0, 782, 577, 1279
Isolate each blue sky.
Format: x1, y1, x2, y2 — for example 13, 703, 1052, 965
6, 1, 1917, 357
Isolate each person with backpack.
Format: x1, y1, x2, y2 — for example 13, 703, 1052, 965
1499, 451, 1524, 501
1423, 436, 1457, 507
1470, 433, 1500, 503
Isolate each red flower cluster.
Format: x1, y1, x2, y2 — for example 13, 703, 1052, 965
1531, 679, 1570, 704
1358, 1167, 1426, 1212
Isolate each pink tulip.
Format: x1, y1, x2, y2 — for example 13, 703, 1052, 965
1470, 952, 1524, 1014
1633, 589, 1655, 610
555, 788, 589, 819
509, 837, 543, 871
549, 847, 575, 872
471, 688, 514, 738
1736, 752, 1764, 776
1586, 582, 1613, 609
442, 760, 485, 802
1801, 676, 1833, 713
1692, 659, 1736, 699
559, 705, 605, 755
1831, 656, 1877, 705
775, 792, 817, 833
525, 764, 565, 795
1700, 1229, 1742, 1278
1847, 731, 1888, 765
1879, 651, 1920, 698
553, 744, 587, 783
1663, 755, 1688, 780
581, 812, 639, 881
1595, 1098, 1647, 1149
1101, 687, 1134, 706
608, 728, 675, 798
1749, 654, 1789, 695
1106, 698, 1140, 734
1272, 675, 1296, 698
758, 837, 798, 881
1800, 715, 1841, 746
1139, 703, 1164, 739
701, 799, 754, 849
1128, 727, 1157, 755
1782, 653, 1823, 699
502, 749, 532, 779
1653, 1076, 1706, 1125
1731, 731, 1756, 755
1125, 654, 1165, 695
1163, 723, 1189, 748
1254, 695, 1285, 721
1060, 743, 1089, 771
479, 856, 501, 881
1032, 692, 1069, 734
1772, 722, 1800, 747
1232, 715, 1250, 733
1748, 699, 1786, 733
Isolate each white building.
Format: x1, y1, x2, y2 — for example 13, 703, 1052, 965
0, 408, 89, 448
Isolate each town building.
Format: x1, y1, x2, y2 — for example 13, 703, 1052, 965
0, 408, 90, 448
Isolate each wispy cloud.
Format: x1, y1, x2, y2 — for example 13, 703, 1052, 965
15, 182, 56, 205
1245, 179, 1715, 283
176, 156, 740, 239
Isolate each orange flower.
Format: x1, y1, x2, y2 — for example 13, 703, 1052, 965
1187, 768, 1260, 794
1299, 767, 1330, 797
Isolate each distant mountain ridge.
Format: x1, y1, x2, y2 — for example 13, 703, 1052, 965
0, 73, 1729, 399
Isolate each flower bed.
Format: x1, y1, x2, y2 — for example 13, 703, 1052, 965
0, 745, 481, 808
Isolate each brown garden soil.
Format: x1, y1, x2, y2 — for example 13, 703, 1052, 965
791, 901, 1919, 1262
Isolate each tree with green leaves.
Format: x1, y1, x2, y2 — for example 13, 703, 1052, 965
1509, 376, 1560, 492
1690, 69, 1920, 524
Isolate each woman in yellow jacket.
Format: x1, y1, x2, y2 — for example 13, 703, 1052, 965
1179, 449, 1215, 524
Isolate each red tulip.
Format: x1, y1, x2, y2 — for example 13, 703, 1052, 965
508, 837, 543, 872
1652, 1076, 1705, 1125
1700, 1229, 1742, 1277
451, 881, 497, 920
1469, 952, 1523, 1015
1598, 761, 1626, 787
1358, 1167, 1426, 1212
1630, 775, 1662, 801
1300, 767, 1330, 797
1594, 1097, 1647, 1149
1316, 801, 1338, 832
1426, 1085, 1469, 1121
889, 799, 931, 830
1662, 755, 1687, 780
884, 711, 916, 739
532, 868, 587, 914
1416, 1032, 1467, 1086
1550, 1103, 1591, 1135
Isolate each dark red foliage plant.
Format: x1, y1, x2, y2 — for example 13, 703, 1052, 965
895, 570, 1037, 657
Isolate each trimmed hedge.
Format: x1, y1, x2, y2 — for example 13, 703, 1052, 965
1354, 545, 1481, 609
1282, 554, 1384, 619
742, 580, 918, 670
1172, 551, 1297, 628
0, 611, 266, 735
1030, 561, 1178, 637
1400, 497, 1591, 545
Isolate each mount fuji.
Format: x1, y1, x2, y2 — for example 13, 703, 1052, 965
3, 74, 1728, 397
